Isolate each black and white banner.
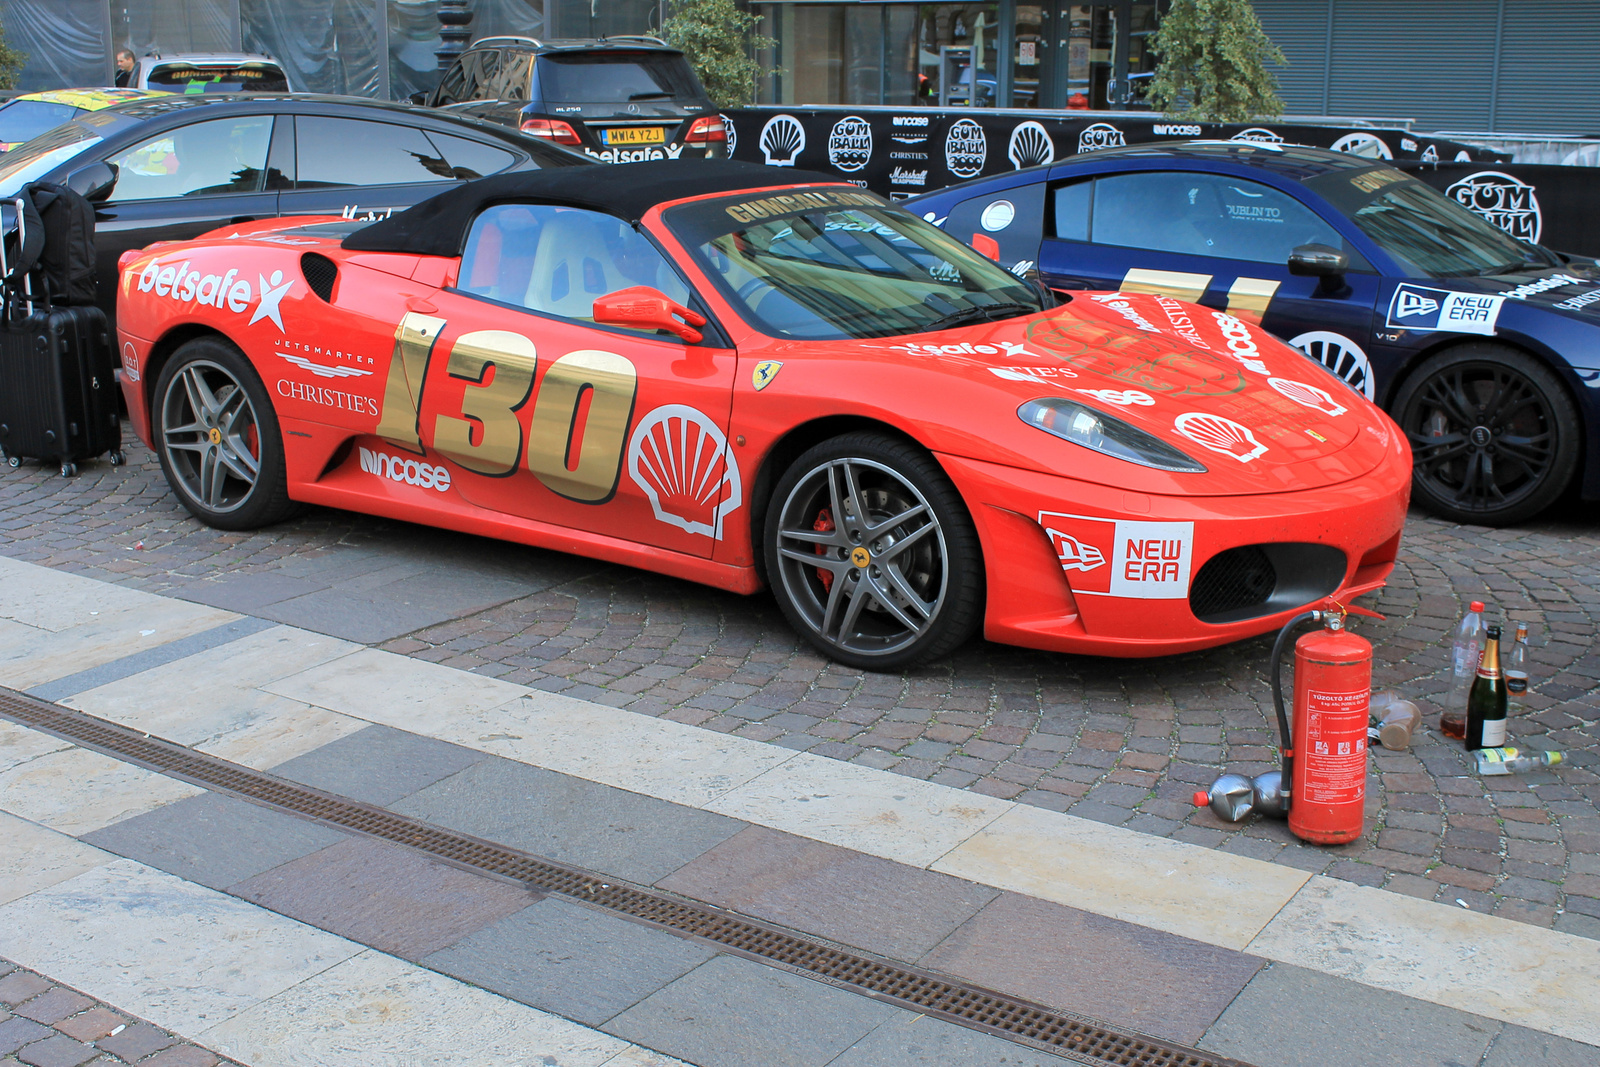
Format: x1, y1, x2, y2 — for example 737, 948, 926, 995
1400, 163, 1600, 259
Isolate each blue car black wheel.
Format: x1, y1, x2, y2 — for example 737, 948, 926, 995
1394, 344, 1580, 526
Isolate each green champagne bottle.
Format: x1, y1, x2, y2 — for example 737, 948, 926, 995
1465, 625, 1507, 750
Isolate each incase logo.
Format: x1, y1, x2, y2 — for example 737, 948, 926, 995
1153, 124, 1202, 136
358, 446, 452, 492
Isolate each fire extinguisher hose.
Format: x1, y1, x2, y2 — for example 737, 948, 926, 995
1270, 609, 1321, 811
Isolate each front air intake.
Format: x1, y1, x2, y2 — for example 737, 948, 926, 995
1189, 543, 1347, 624
301, 252, 338, 302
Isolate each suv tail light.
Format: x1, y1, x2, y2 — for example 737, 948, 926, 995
520, 117, 583, 145
684, 115, 726, 144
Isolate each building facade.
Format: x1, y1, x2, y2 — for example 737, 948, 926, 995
748, 0, 1600, 136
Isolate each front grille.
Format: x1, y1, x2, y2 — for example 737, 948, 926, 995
0, 686, 1253, 1067
1190, 545, 1276, 619
300, 253, 338, 302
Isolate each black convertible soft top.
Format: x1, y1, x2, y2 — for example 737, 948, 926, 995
341, 159, 845, 258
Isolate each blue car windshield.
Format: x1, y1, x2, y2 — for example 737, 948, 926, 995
1306, 167, 1530, 277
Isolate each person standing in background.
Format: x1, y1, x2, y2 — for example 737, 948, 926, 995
115, 49, 135, 88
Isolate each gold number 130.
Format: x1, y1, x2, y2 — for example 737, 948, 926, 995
375, 312, 638, 502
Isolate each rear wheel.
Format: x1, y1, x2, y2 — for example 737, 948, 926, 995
1393, 344, 1579, 526
764, 433, 983, 670
153, 337, 300, 530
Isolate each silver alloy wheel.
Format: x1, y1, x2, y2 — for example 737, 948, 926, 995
773, 457, 948, 658
160, 359, 261, 514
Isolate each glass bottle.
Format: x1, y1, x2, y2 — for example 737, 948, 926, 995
1441, 600, 1485, 739
1474, 747, 1562, 775
1505, 624, 1530, 720
1464, 624, 1507, 750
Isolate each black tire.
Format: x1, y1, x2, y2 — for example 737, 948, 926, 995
1392, 344, 1580, 526
153, 337, 301, 530
764, 432, 983, 670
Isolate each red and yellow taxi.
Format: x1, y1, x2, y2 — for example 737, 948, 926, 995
114, 161, 1410, 668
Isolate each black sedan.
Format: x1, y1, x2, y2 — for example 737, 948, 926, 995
906, 142, 1600, 526
0, 93, 590, 325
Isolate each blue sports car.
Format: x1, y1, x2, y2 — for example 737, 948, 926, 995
906, 142, 1600, 526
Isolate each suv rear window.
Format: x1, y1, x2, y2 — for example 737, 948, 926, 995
538, 52, 699, 104
147, 63, 290, 93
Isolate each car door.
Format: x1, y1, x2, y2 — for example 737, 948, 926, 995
399, 203, 739, 558
1039, 169, 1385, 398
91, 112, 282, 322
277, 114, 519, 222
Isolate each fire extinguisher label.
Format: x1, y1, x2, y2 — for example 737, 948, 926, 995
1302, 688, 1368, 804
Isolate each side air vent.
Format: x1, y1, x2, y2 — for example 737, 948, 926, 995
301, 252, 338, 302
1189, 542, 1347, 624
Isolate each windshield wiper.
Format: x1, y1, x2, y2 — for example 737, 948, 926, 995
627, 90, 675, 100
921, 302, 1036, 332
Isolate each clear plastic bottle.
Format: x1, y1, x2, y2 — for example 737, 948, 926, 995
1505, 624, 1530, 720
1442, 600, 1486, 740
1474, 747, 1563, 775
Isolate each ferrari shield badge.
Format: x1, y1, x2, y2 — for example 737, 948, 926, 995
752, 360, 783, 391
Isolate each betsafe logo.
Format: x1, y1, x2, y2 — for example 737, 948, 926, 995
134, 259, 294, 332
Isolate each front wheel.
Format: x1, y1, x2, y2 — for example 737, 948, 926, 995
764, 433, 983, 670
1393, 344, 1579, 526
153, 337, 301, 530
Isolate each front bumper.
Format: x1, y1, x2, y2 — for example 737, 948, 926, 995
941, 450, 1411, 658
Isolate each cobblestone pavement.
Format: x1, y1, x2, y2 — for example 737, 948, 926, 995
0, 958, 243, 1067
3, 438, 1597, 941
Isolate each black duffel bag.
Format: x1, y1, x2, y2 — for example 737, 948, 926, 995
7, 182, 98, 308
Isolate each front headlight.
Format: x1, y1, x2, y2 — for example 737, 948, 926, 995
1019, 398, 1207, 473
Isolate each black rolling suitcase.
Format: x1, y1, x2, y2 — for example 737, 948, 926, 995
0, 194, 123, 477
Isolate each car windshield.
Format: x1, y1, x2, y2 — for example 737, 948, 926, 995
147, 63, 290, 93
1305, 166, 1532, 277
0, 100, 80, 146
666, 188, 1047, 340
0, 122, 101, 196
539, 52, 698, 104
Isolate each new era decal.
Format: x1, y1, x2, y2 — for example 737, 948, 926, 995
1386, 284, 1503, 336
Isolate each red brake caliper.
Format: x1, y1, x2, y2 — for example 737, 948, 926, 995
813, 508, 835, 592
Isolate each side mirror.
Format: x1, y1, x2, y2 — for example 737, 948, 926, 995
66, 161, 117, 202
1287, 243, 1348, 277
593, 286, 706, 343
408, 90, 429, 105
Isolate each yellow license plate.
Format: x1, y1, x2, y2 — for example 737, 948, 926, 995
603, 126, 666, 145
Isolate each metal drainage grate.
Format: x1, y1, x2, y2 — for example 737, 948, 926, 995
0, 686, 1254, 1067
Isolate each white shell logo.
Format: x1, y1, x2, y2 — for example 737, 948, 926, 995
1289, 330, 1374, 399
1267, 377, 1347, 417
1007, 121, 1054, 169
628, 405, 743, 540
979, 200, 1015, 232
826, 115, 873, 172
1330, 132, 1393, 160
759, 114, 805, 167
945, 118, 988, 178
1077, 122, 1125, 153
1174, 412, 1268, 463
1446, 171, 1541, 243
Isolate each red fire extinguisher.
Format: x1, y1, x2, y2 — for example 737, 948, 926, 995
1272, 608, 1373, 845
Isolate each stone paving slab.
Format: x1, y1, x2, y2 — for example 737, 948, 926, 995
4, 440, 1594, 934
603, 955, 901, 1067
227, 837, 538, 961
656, 825, 999, 961
1198, 962, 1499, 1067
826, 1014, 1080, 1067
422, 897, 718, 1027
919, 891, 1263, 1046
264, 723, 486, 807
392, 757, 747, 885
81, 793, 349, 892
